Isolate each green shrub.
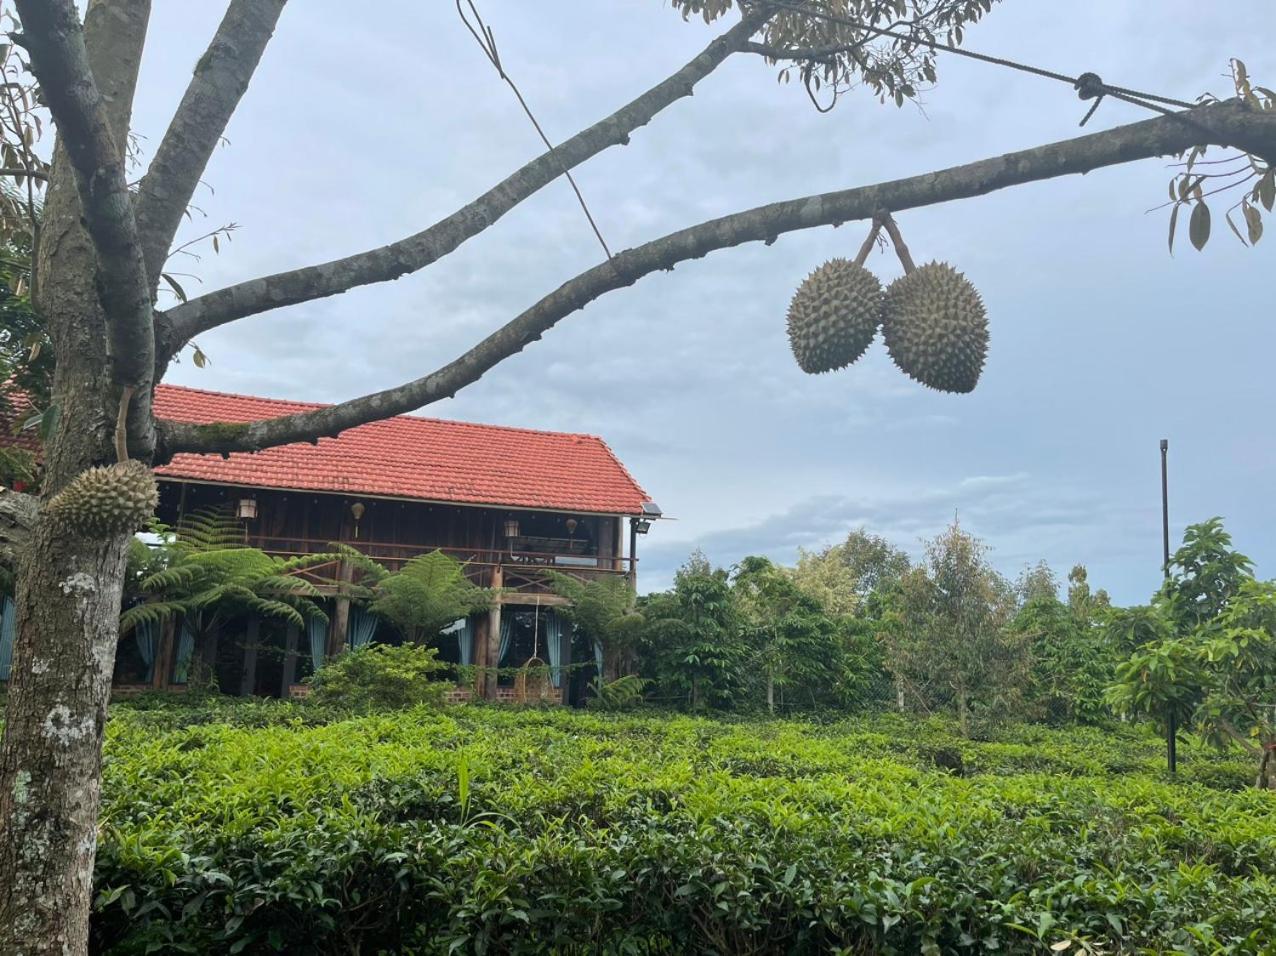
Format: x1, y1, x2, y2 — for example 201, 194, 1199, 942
91, 705, 1276, 954
306, 642, 448, 711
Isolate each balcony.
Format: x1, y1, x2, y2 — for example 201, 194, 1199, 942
249, 533, 634, 602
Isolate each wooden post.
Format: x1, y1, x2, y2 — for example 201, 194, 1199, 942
328, 559, 353, 659
151, 617, 175, 691
280, 623, 299, 697
560, 614, 573, 706
239, 617, 259, 697
485, 565, 503, 701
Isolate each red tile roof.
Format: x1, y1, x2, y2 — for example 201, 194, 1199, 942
153, 385, 651, 516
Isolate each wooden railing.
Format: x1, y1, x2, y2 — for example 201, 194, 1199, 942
247, 534, 634, 594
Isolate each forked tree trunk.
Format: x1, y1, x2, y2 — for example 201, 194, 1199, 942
0, 6, 149, 949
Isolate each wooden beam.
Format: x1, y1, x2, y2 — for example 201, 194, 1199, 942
151, 616, 175, 691
327, 559, 353, 658
239, 617, 259, 697
484, 564, 503, 701
280, 622, 299, 696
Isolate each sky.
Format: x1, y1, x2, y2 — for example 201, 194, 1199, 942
131, 1, 1276, 600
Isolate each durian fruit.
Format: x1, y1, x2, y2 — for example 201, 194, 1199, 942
786, 258, 883, 374
881, 261, 988, 393
44, 460, 159, 538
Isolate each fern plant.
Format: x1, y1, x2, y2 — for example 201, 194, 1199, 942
368, 550, 492, 644
120, 507, 335, 661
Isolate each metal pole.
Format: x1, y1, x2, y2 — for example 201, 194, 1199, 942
1161, 439, 1177, 775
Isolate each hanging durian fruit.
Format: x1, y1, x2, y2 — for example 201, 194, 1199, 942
786, 220, 885, 374
44, 459, 159, 538
878, 218, 988, 393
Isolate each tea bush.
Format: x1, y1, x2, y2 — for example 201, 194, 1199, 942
91, 703, 1274, 953
305, 642, 449, 711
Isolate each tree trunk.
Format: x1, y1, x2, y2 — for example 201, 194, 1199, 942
766, 670, 775, 715
955, 676, 970, 738
1258, 745, 1276, 791
0, 5, 150, 950
0, 527, 129, 952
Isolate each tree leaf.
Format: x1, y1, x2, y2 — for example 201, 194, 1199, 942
1243, 202, 1263, 244
1224, 210, 1247, 246
1167, 203, 1180, 254
1260, 170, 1275, 212
161, 273, 189, 303
192, 347, 209, 369
1189, 201, 1211, 251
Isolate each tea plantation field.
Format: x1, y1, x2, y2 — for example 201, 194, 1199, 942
92, 700, 1274, 954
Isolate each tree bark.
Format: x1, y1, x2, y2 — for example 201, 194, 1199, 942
134, 0, 288, 290
0, 527, 129, 953
0, 3, 149, 952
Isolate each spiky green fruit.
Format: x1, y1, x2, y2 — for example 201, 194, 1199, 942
45, 460, 159, 538
882, 261, 988, 393
786, 258, 883, 374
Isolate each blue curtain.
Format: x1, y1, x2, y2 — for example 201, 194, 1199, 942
545, 611, 564, 688
444, 617, 473, 666
0, 595, 15, 682
174, 620, 196, 684
307, 616, 329, 673
348, 606, 378, 649
498, 614, 512, 666
134, 619, 157, 682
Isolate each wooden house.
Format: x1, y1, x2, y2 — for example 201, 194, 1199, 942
2, 384, 661, 704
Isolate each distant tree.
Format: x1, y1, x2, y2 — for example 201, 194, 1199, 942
1013, 590, 1117, 724
733, 555, 847, 713
552, 573, 644, 682
1066, 564, 1110, 623
1159, 517, 1254, 631
792, 528, 910, 618
641, 551, 743, 710
883, 521, 1024, 736
1017, 560, 1059, 605
370, 550, 492, 645
1108, 518, 1274, 787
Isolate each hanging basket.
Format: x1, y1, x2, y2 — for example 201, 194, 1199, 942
515, 655, 552, 704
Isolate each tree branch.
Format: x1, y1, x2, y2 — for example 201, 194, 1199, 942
157, 100, 1276, 459
133, 0, 287, 291
0, 167, 47, 181
13, 0, 154, 395
154, 10, 771, 362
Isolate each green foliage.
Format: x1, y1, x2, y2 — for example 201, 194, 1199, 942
89, 702, 1273, 954
1012, 592, 1117, 725
883, 521, 1025, 735
306, 642, 449, 711
792, 526, 909, 618
734, 555, 884, 712
1166, 60, 1275, 253
1108, 518, 1276, 788
669, 0, 999, 109
641, 551, 746, 709
586, 674, 650, 711
370, 550, 491, 644
120, 508, 331, 651
1159, 517, 1255, 632
552, 571, 643, 680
